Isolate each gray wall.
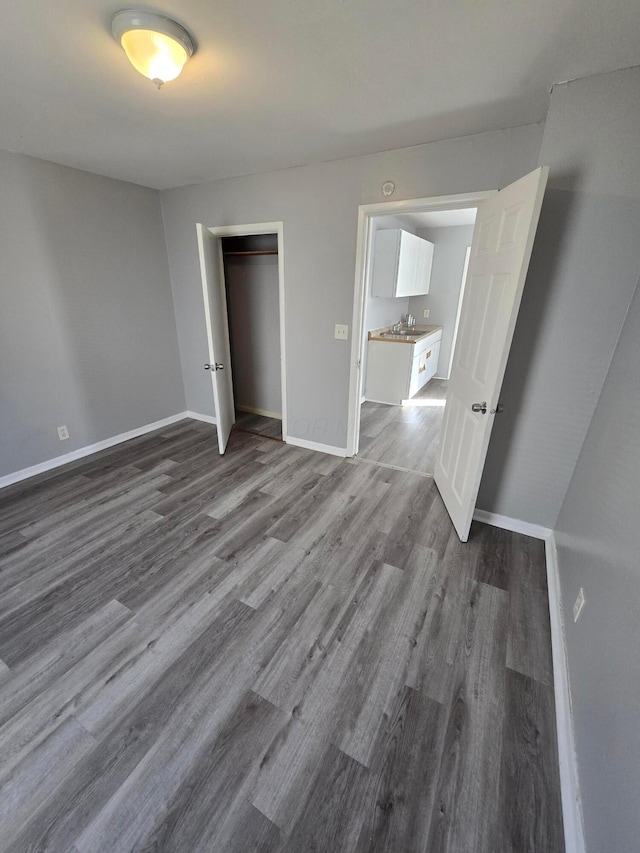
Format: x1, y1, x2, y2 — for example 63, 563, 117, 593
0, 150, 185, 478
478, 67, 640, 527
555, 278, 640, 853
224, 254, 282, 415
161, 123, 542, 451
527, 66, 640, 853
409, 224, 475, 379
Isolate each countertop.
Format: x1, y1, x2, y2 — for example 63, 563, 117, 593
368, 325, 443, 344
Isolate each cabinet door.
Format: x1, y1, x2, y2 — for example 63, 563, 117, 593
366, 340, 413, 405
409, 341, 441, 397
396, 232, 420, 297
414, 238, 434, 295
371, 230, 401, 298
408, 352, 423, 398
429, 339, 441, 379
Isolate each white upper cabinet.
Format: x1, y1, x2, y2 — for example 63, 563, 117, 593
414, 237, 435, 296
371, 229, 434, 298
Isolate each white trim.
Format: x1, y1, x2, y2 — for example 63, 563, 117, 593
285, 436, 348, 457
472, 509, 585, 853
203, 221, 288, 444
0, 413, 189, 489
356, 457, 433, 478
363, 396, 402, 407
236, 405, 282, 420
544, 533, 586, 853
347, 190, 497, 457
186, 410, 217, 425
472, 508, 552, 541
351, 191, 497, 218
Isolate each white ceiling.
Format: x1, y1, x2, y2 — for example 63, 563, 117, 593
1, 1, 639, 189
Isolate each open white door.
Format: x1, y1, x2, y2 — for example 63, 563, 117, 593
196, 224, 235, 454
434, 167, 549, 541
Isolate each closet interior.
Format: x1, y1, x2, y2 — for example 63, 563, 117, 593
221, 234, 283, 441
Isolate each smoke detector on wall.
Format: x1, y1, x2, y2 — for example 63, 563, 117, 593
381, 181, 395, 197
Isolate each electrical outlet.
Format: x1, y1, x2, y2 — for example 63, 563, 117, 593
57, 425, 69, 441
573, 587, 585, 622
334, 324, 349, 340
423, 309, 430, 318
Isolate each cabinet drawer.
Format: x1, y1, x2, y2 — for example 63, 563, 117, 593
413, 331, 441, 357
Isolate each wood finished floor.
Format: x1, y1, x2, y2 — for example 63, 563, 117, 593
0, 419, 564, 852
235, 410, 283, 441
359, 379, 448, 475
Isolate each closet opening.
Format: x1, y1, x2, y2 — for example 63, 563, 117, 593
221, 233, 283, 442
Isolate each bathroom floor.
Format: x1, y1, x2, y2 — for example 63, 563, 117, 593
358, 378, 449, 475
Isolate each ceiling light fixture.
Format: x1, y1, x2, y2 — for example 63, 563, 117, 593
111, 10, 195, 89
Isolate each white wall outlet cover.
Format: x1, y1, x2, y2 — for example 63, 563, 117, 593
423, 309, 430, 318
57, 425, 70, 441
334, 324, 349, 340
573, 587, 585, 622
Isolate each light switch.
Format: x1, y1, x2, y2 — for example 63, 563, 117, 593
334, 324, 349, 340
423, 309, 430, 318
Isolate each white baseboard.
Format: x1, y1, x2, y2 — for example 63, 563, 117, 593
363, 397, 401, 406
186, 410, 217, 425
473, 509, 585, 853
473, 508, 552, 541
236, 405, 282, 420
545, 533, 586, 853
285, 436, 348, 457
0, 412, 189, 490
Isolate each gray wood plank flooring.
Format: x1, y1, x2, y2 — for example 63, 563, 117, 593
0, 419, 563, 852
359, 378, 448, 474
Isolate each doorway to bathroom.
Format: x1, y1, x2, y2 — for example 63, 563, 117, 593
352, 201, 481, 477
347, 168, 548, 541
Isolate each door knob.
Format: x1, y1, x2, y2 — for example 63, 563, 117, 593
471, 401, 487, 414
204, 363, 224, 371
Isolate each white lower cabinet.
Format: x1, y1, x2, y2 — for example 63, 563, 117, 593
366, 331, 442, 405
408, 340, 440, 398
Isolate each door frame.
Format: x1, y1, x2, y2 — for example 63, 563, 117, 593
203, 221, 288, 443
346, 190, 497, 457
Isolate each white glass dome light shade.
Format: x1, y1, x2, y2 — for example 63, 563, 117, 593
111, 10, 195, 88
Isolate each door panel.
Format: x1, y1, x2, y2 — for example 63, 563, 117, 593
434, 167, 549, 541
196, 224, 235, 454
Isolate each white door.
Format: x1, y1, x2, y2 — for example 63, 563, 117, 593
434, 167, 549, 541
196, 223, 235, 454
